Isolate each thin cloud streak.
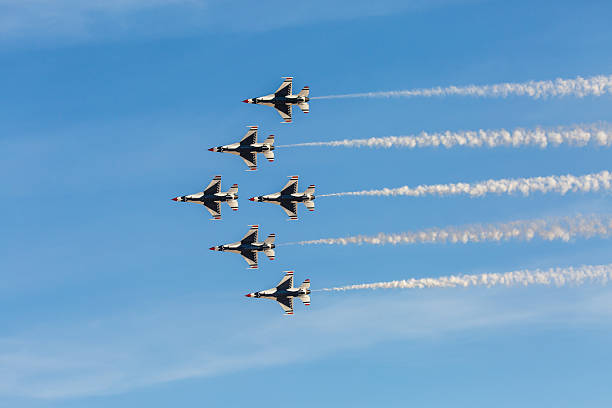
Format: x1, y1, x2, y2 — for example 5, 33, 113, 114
279, 122, 612, 149
319, 170, 612, 197
313, 74, 612, 100
319, 263, 612, 291
290, 214, 612, 246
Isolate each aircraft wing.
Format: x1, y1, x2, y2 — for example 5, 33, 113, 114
274, 77, 292, 97
274, 103, 292, 123
280, 201, 298, 220
276, 296, 294, 315
276, 271, 294, 291
239, 152, 257, 170
240, 126, 258, 145
240, 225, 259, 244
240, 250, 258, 269
203, 201, 221, 219
203, 175, 222, 195
280, 176, 299, 195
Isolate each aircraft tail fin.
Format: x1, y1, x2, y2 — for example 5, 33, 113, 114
264, 233, 276, 246
263, 150, 275, 162
304, 184, 315, 195
264, 248, 275, 261
227, 199, 238, 211
263, 134, 275, 146
298, 102, 309, 114
228, 183, 238, 195
299, 294, 311, 306
297, 86, 309, 97
299, 279, 310, 290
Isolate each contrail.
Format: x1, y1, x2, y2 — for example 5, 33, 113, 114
312, 74, 612, 100
316, 263, 612, 292
289, 214, 612, 246
279, 122, 612, 149
319, 170, 612, 198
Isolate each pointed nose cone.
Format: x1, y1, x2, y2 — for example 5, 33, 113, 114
208, 148, 214, 152
171, 197, 178, 201
249, 197, 255, 201
209, 247, 216, 251
242, 99, 249, 103
245, 293, 253, 297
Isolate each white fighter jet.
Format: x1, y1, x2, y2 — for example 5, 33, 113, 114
242, 77, 309, 123
209, 225, 275, 269
245, 271, 311, 315
171, 175, 238, 220
249, 176, 315, 220
208, 126, 274, 171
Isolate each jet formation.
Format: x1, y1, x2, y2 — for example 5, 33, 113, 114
174, 77, 315, 315
245, 271, 311, 315
250, 176, 315, 220
209, 225, 276, 269
243, 77, 310, 123
209, 126, 275, 171
172, 175, 238, 220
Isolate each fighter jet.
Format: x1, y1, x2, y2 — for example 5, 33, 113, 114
208, 126, 275, 171
171, 175, 238, 220
242, 77, 309, 123
249, 176, 315, 220
245, 271, 311, 315
209, 225, 275, 269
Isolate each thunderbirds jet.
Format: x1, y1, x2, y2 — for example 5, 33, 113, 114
208, 126, 274, 171
249, 176, 315, 220
172, 175, 238, 220
242, 77, 309, 123
210, 225, 275, 269
245, 271, 311, 315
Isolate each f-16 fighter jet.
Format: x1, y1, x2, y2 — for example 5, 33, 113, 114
249, 176, 315, 220
245, 271, 311, 315
242, 77, 309, 123
209, 225, 275, 269
208, 126, 275, 171
171, 176, 238, 220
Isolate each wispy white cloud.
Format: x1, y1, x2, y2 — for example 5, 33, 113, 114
1, 280, 611, 399
0, 0, 473, 44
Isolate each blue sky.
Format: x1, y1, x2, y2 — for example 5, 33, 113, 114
1, 0, 612, 406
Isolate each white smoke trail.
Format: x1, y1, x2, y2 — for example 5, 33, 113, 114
291, 214, 612, 246
319, 170, 612, 198
279, 123, 612, 149
317, 264, 612, 292
312, 74, 612, 100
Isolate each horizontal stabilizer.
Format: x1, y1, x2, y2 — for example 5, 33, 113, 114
298, 86, 310, 97
264, 233, 276, 245
264, 248, 275, 260
299, 279, 310, 290
305, 184, 315, 195
298, 102, 309, 114
263, 134, 275, 146
263, 150, 275, 162
228, 184, 238, 195
299, 294, 311, 306
227, 199, 238, 211
304, 200, 315, 212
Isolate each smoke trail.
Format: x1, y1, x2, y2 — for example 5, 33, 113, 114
312, 74, 612, 100
319, 170, 612, 198
279, 122, 612, 149
317, 264, 612, 292
290, 214, 612, 246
